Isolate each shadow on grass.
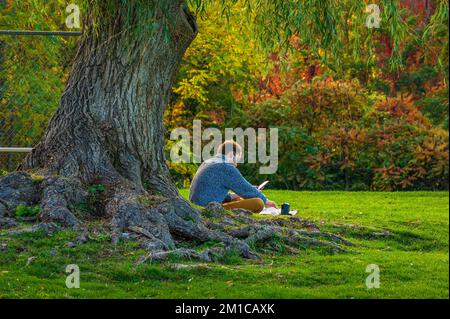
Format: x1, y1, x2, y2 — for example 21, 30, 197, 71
324, 223, 447, 252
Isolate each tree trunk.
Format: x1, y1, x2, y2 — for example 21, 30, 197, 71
15, 1, 236, 251
21, 1, 196, 195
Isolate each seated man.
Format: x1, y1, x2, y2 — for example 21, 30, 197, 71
189, 140, 277, 213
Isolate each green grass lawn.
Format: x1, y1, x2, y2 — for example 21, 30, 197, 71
0, 191, 448, 299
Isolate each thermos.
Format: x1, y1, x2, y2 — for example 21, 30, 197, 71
281, 203, 290, 215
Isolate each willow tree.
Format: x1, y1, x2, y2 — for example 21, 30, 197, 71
1, 0, 445, 258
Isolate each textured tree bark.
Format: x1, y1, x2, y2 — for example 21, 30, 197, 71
21, 1, 197, 195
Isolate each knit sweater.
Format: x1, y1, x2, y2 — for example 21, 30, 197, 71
189, 155, 267, 207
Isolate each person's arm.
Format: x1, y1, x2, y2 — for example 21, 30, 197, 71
265, 199, 277, 208
221, 164, 267, 204
223, 193, 241, 203
227, 193, 242, 202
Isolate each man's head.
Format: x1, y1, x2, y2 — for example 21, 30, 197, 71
217, 140, 242, 166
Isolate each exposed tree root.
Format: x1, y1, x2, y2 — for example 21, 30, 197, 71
39, 177, 86, 227
2, 222, 60, 236
107, 185, 175, 251
0, 172, 354, 263
135, 246, 239, 265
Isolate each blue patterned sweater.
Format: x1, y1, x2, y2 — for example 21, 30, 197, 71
189, 155, 267, 207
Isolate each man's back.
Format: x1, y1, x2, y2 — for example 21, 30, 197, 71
189, 155, 266, 207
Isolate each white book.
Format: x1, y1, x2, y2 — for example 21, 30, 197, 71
259, 207, 298, 216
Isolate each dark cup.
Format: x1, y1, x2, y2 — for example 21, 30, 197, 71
281, 203, 290, 215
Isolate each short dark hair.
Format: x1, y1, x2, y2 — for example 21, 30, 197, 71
217, 140, 242, 157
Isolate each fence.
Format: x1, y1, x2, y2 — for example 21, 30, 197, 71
0, 27, 81, 172
0, 148, 31, 172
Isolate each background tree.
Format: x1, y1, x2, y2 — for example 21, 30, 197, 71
166, 1, 448, 191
